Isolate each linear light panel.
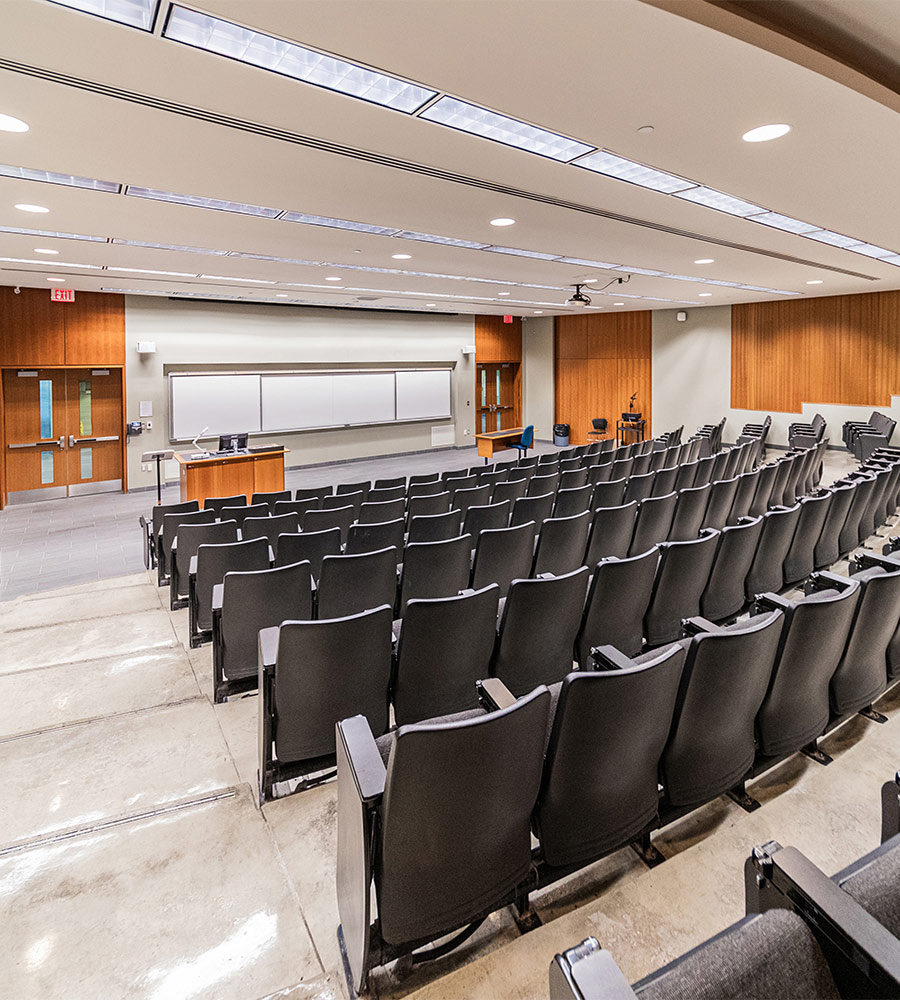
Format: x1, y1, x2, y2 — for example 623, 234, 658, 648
126, 186, 280, 217
483, 246, 563, 261
0, 224, 106, 242
673, 186, 765, 217
0, 163, 120, 192
881, 255, 900, 266
393, 231, 490, 249
164, 6, 435, 112
281, 211, 399, 235
200, 274, 277, 284
48, 0, 158, 30
751, 212, 822, 235
614, 266, 671, 277
228, 251, 319, 265
574, 151, 696, 193
803, 230, 863, 249
554, 257, 620, 269
847, 243, 895, 259
112, 238, 229, 255
0, 256, 101, 268
107, 266, 197, 276
419, 96, 594, 162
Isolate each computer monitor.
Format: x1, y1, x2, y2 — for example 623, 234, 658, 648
218, 432, 248, 452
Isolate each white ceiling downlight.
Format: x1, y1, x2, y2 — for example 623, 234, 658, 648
742, 123, 791, 142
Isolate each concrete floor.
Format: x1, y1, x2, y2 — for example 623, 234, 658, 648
0, 444, 895, 999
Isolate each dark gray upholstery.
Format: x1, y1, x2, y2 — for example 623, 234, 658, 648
728, 471, 759, 524
754, 584, 860, 757
393, 585, 501, 726
471, 522, 536, 598
172, 519, 238, 602
592, 478, 627, 509
577, 548, 659, 662
358, 498, 406, 524
447, 475, 477, 492
668, 484, 710, 542
611, 458, 634, 480
375, 686, 550, 946
702, 477, 740, 531
407, 481, 444, 498
535, 644, 686, 868
814, 483, 855, 569
451, 485, 492, 518
588, 463, 613, 486
336, 480, 371, 500
673, 461, 698, 493
368, 486, 405, 503
532, 511, 591, 576
747, 461, 779, 518
407, 492, 452, 522
858, 466, 892, 540
275, 527, 342, 581
408, 473, 440, 487
203, 493, 247, 517
158, 508, 214, 582
839, 840, 900, 938
491, 566, 589, 695
323, 491, 365, 516
709, 451, 730, 483
408, 509, 463, 543
644, 530, 719, 647
462, 501, 511, 539
345, 518, 405, 562
317, 546, 398, 620
273, 605, 393, 763
303, 505, 355, 543
624, 472, 656, 505
585, 501, 638, 564
194, 536, 268, 631
220, 502, 269, 529
295, 486, 332, 504
274, 499, 323, 518
398, 534, 473, 614
559, 468, 588, 491
782, 492, 832, 585
744, 504, 801, 599
836, 475, 873, 553
651, 466, 679, 498
242, 512, 300, 548
145, 499, 198, 569
373, 476, 405, 490
629, 492, 677, 557
492, 478, 528, 506
511, 492, 555, 528
700, 516, 763, 622
692, 455, 716, 488
661, 611, 783, 808
554, 485, 593, 518
528, 473, 560, 497
251, 489, 291, 512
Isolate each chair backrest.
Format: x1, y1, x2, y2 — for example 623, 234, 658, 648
295, 486, 333, 504
511, 492, 555, 528
336, 480, 371, 500
373, 476, 405, 490
748, 461, 780, 518
519, 425, 535, 448
274, 606, 393, 763
591, 477, 627, 509
744, 504, 801, 599
471, 521, 536, 598
462, 500, 511, 540
275, 527, 342, 581
630, 453, 653, 477
767, 458, 793, 509
242, 512, 300, 547
672, 460, 698, 494
701, 477, 740, 532
323, 491, 365, 516
591, 417, 608, 432
628, 492, 678, 557
814, 483, 855, 570
358, 498, 407, 524
398, 534, 473, 614
693, 454, 717, 488
661, 611, 783, 808
160, 508, 214, 568
274, 499, 322, 518
251, 489, 291, 512
651, 466, 679, 498
492, 477, 528, 506
451, 485, 492, 517
559, 468, 588, 491
408, 472, 440, 486
553, 484, 593, 519
492, 566, 590, 695
368, 485, 406, 504
535, 644, 686, 867
302, 505, 355, 543
220, 502, 269, 529
195, 536, 269, 631
624, 471, 656, 505
407, 492, 452, 522
446, 474, 478, 493
173, 519, 239, 597
532, 511, 591, 577
375, 686, 550, 947
317, 546, 398, 620
722, 446, 743, 481
588, 462, 613, 486
527, 472, 560, 497
407, 481, 444, 498
782, 492, 833, 586
393, 584, 501, 726
220, 561, 314, 681
151, 499, 199, 538
577, 547, 658, 663
584, 501, 638, 564
838, 474, 876, 553
611, 457, 634, 480
559, 457, 582, 474
644, 530, 720, 647
345, 518, 405, 562
668, 483, 711, 542
408, 509, 463, 543
203, 493, 247, 517
728, 470, 759, 524
858, 466, 892, 540
700, 516, 763, 622
755, 583, 860, 757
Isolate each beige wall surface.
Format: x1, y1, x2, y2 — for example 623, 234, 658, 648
522, 316, 555, 441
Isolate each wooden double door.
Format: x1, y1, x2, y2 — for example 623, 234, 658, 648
477, 362, 521, 433
2, 367, 124, 503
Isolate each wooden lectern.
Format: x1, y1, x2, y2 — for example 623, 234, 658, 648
174, 446, 288, 504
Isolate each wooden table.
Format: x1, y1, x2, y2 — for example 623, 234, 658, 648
175, 446, 288, 504
475, 427, 525, 462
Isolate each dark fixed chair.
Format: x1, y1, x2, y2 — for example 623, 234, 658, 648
477, 467, 510, 489
700, 516, 763, 622
511, 424, 535, 458
728, 470, 759, 524
303, 505, 355, 544
462, 500, 511, 540
611, 457, 634, 481
357, 498, 406, 524
722, 445, 743, 481
373, 476, 405, 490
157, 508, 216, 586
211, 560, 313, 702
587, 417, 609, 440
393, 585, 501, 726
752, 581, 860, 763
558, 468, 588, 491
780, 452, 808, 507
368, 486, 406, 504
782, 492, 833, 585
592, 477, 627, 509
407, 492, 452, 523
744, 504, 802, 599
345, 519, 405, 564
814, 483, 856, 569
624, 471, 656, 505
511, 492, 555, 529
528, 473, 560, 497
471, 522, 536, 598
397, 534, 473, 614
220, 502, 269, 530
336, 687, 550, 995
446, 474, 478, 493
660, 611, 783, 810
537, 644, 686, 870
767, 458, 793, 510
259, 605, 393, 804
140, 498, 198, 570
491, 566, 589, 694
747, 462, 779, 518
692, 455, 716, 488
251, 489, 292, 512
869, 460, 900, 528
408, 509, 463, 543
407, 481, 444, 499
651, 466, 679, 498
203, 493, 247, 518
857, 466, 892, 541
577, 548, 658, 662
324, 491, 365, 517
587, 463, 613, 487
492, 477, 528, 507
667, 483, 710, 542
709, 451, 730, 483
532, 511, 591, 577
838, 474, 875, 554
701, 477, 740, 531
644, 530, 719, 647
539, 452, 560, 467
408, 472, 440, 487
851, 412, 896, 460
630, 452, 653, 477
275, 527, 342, 583
451, 485, 492, 519
295, 486, 333, 504
189, 536, 270, 646
584, 501, 639, 565
274, 499, 323, 519
170, 519, 238, 610
241, 512, 300, 548
336, 480, 371, 501
628, 492, 677, 557
553, 485, 593, 519
316, 547, 398, 620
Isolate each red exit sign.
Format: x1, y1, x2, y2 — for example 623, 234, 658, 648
503, 314, 513, 324
50, 288, 75, 303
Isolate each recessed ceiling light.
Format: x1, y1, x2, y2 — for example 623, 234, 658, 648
806, 279, 823, 284
637, 125, 654, 134
694, 258, 714, 264
391, 253, 412, 259
574, 150, 695, 194
699, 292, 713, 297
584, 278, 598, 284
353, 249, 362, 253
107, 267, 197, 277
33, 248, 59, 254
275, 293, 289, 297
0, 163, 120, 193
325, 276, 342, 282
675, 187, 764, 217
490, 218, 515, 227
127, 186, 280, 218
15, 203, 49, 213
751, 212, 820, 235
49, 0, 158, 30
533, 310, 543, 314
46, 277, 66, 283
426, 303, 437, 307
497, 291, 510, 296
613, 302, 625, 306
742, 123, 791, 143
0, 113, 29, 133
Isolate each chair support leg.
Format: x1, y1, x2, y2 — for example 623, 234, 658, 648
512, 889, 542, 933
859, 704, 888, 724
631, 829, 666, 868
728, 779, 761, 813
800, 740, 833, 766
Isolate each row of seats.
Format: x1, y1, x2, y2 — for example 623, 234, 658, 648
844, 410, 897, 460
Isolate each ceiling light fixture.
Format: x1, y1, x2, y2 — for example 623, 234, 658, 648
282, 210, 399, 235
391, 253, 412, 259
0, 112, 29, 133
613, 302, 624, 306
498, 291, 510, 296
489, 218, 515, 227
699, 292, 712, 297
393, 231, 490, 249
426, 303, 437, 307
46, 277, 66, 282
126, 186, 280, 218
751, 212, 821, 235
15, 203, 49, 213
674, 187, 765, 217
0, 163, 120, 192
33, 248, 59, 255
694, 258, 714, 264
325, 276, 342, 282
742, 123, 791, 143
48, 0, 159, 30
574, 150, 696, 193
533, 310, 543, 314
806, 279, 823, 284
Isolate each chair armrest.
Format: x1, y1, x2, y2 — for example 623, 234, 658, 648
269, 544, 275, 566
549, 938, 638, 1000
336, 715, 386, 805
211, 583, 224, 612
681, 616, 721, 636
753, 593, 792, 614
805, 570, 853, 594
189, 554, 198, 577
258, 625, 279, 669
589, 644, 636, 671
477, 677, 517, 710
883, 773, 900, 843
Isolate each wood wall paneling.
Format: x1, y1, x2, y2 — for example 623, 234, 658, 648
0, 287, 66, 366
474, 315, 522, 362
65, 292, 127, 365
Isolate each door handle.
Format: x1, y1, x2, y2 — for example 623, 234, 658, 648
69, 435, 120, 445
8, 438, 66, 449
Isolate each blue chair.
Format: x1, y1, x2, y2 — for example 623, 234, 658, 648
511, 425, 534, 458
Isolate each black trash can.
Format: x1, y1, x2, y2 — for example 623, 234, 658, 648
553, 423, 570, 447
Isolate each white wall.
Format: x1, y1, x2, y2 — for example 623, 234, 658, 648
522, 316, 555, 440
125, 297, 476, 488
652, 305, 900, 448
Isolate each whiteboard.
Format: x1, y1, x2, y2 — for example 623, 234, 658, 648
396, 369, 452, 420
170, 374, 261, 440
332, 372, 396, 425
262, 375, 334, 430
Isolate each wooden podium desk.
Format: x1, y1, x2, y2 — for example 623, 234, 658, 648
475, 427, 524, 461
175, 446, 288, 504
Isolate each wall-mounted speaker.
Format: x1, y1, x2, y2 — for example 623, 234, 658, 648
676, 311, 687, 322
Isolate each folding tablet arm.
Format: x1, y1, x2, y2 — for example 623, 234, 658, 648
549, 937, 638, 1000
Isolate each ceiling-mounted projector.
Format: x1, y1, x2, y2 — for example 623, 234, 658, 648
565, 283, 592, 307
